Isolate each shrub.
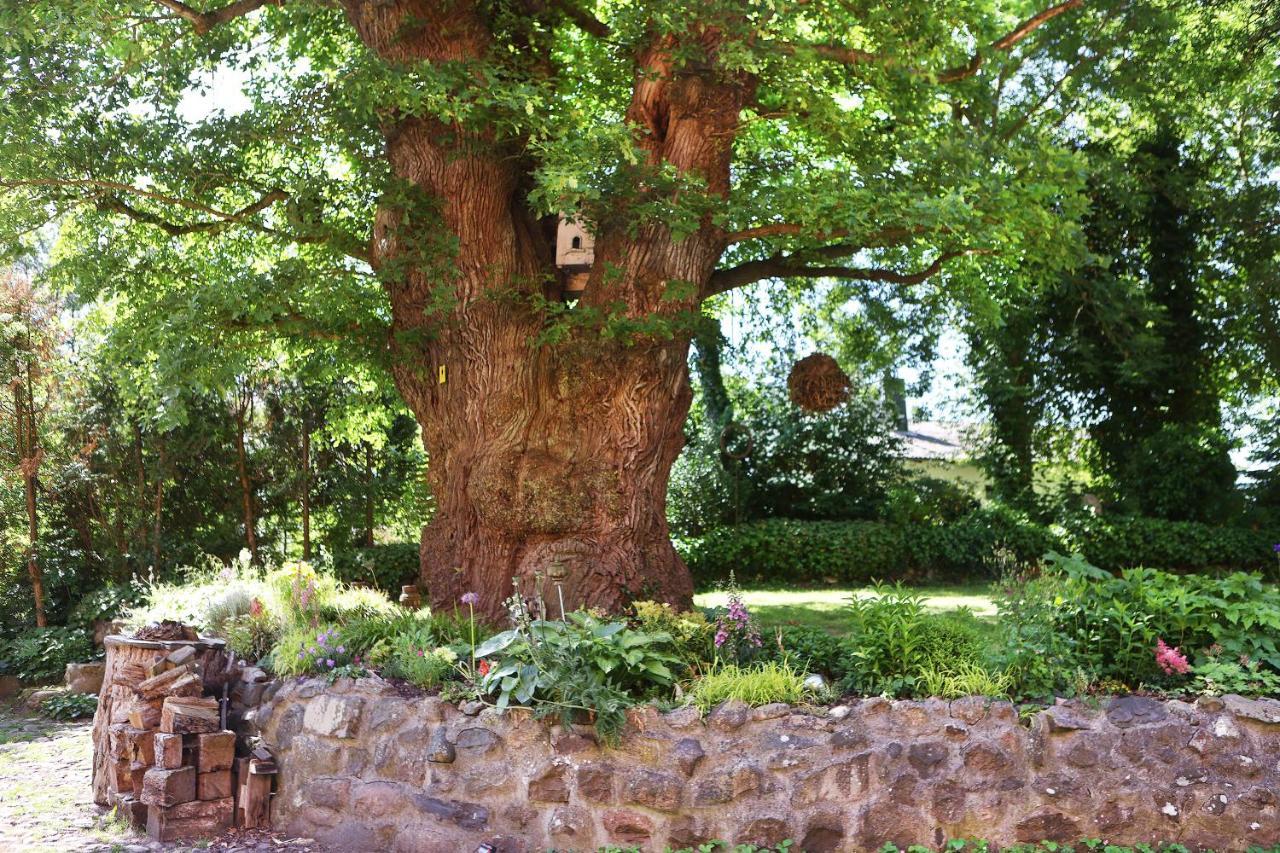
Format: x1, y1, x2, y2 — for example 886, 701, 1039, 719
222, 610, 279, 663
883, 476, 981, 525
68, 582, 143, 628
330, 542, 421, 592
995, 552, 1280, 696
758, 625, 847, 678
0, 626, 95, 683
689, 660, 812, 711
839, 585, 997, 698
383, 639, 459, 690
683, 511, 1058, 587
472, 609, 683, 741
1062, 514, 1279, 574
267, 623, 342, 677
42, 692, 98, 720
124, 556, 266, 634
629, 601, 714, 670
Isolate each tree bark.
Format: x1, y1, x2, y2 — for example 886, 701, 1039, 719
14, 371, 45, 626
363, 443, 374, 548
343, 1, 750, 620
301, 426, 311, 561
232, 388, 258, 564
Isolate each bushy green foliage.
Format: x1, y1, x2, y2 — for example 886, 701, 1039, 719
629, 601, 714, 670
383, 640, 460, 690
685, 512, 1055, 587
222, 611, 280, 664
67, 582, 143, 628
667, 388, 903, 534
684, 511, 1279, 588
840, 585, 1004, 698
42, 691, 98, 720
758, 626, 847, 679
1062, 514, 1279, 574
689, 660, 813, 711
0, 626, 94, 683
329, 543, 421, 593
882, 477, 981, 525
995, 552, 1280, 697
473, 610, 683, 742
124, 557, 267, 634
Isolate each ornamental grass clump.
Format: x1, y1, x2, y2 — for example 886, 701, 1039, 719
690, 659, 811, 711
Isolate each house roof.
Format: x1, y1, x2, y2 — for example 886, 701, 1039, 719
892, 421, 972, 462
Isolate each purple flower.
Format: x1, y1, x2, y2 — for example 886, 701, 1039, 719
713, 628, 728, 648
337, 645, 345, 654
461, 592, 479, 606
326, 659, 335, 668
1273, 542, 1280, 553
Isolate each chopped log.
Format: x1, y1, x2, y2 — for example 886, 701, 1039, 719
108, 722, 131, 757
196, 731, 235, 773
126, 697, 164, 731
154, 732, 183, 769
109, 758, 132, 793
145, 658, 173, 678
129, 762, 148, 797
147, 797, 233, 842
234, 758, 271, 829
122, 727, 154, 765
165, 645, 196, 668
113, 661, 150, 686
197, 769, 233, 800
160, 697, 219, 734
140, 766, 196, 807
112, 792, 148, 830
133, 664, 194, 699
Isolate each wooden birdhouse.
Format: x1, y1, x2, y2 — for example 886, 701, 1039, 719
555, 217, 594, 300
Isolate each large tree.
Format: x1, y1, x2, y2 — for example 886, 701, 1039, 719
2, 0, 1194, 618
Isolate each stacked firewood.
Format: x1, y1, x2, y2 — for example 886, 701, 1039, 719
106, 646, 238, 841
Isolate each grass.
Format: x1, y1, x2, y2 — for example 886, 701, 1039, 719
694, 582, 996, 634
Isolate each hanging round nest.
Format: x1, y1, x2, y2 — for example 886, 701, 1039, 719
787, 352, 851, 413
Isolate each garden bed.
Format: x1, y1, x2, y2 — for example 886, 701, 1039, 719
238, 676, 1280, 851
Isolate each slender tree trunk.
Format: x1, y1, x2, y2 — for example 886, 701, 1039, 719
363, 443, 374, 548
344, 1, 749, 620
301, 426, 311, 561
151, 445, 165, 572
233, 390, 258, 563
14, 375, 45, 627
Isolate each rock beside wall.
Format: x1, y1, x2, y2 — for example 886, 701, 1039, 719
246, 678, 1280, 852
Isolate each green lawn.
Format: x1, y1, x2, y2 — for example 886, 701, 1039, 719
693, 584, 997, 634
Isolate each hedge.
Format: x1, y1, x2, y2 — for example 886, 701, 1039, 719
330, 542, 421, 592
682, 513, 1280, 587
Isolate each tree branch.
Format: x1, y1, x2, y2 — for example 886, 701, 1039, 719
798, 0, 1084, 83
545, 0, 610, 38
721, 223, 923, 247
153, 0, 278, 35
707, 248, 991, 295
94, 189, 287, 236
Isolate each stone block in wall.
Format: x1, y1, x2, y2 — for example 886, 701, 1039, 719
623, 768, 683, 812
303, 694, 363, 739
528, 765, 569, 803
576, 762, 616, 803
603, 809, 654, 847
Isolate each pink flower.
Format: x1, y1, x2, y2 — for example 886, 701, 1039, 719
1155, 638, 1189, 675
461, 592, 479, 606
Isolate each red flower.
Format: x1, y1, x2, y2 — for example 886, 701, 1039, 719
477, 659, 490, 677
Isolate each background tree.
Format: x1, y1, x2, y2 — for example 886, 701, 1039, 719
0, 0, 1239, 617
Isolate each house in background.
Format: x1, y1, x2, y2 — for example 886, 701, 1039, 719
884, 376, 987, 493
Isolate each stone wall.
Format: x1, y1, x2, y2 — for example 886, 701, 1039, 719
242, 677, 1280, 852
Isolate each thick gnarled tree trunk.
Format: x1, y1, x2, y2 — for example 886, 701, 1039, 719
345, 1, 747, 620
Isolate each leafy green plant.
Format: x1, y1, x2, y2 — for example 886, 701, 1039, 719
630, 600, 714, 669
918, 660, 1012, 700
222, 608, 279, 663
472, 607, 682, 741
1192, 647, 1280, 697
0, 626, 94, 683
689, 659, 812, 711
42, 691, 98, 720
758, 625, 847, 678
